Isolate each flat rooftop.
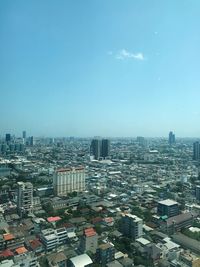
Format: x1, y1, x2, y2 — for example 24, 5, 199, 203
158, 199, 178, 206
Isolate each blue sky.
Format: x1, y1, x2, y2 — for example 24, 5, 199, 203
1, 0, 200, 137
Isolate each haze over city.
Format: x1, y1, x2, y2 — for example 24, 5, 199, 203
1, 0, 200, 137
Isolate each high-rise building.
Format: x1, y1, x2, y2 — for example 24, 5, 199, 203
120, 213, 143, 240
90, 138, 110, 160
5, 133, 11, 143
53, 166, 85, 196
79, 228, 98, 254
168, 131, 175, 145
17, 182, 33, 216
196, 186, 200, 202
22, 131, 26, 139
157, 199, 179, 218
90, 139, 101, 160
193, 141, 200, 160
101, 139, 110, 158
30, 136, 35, 146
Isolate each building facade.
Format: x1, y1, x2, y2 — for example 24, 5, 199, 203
157, 199, 179, 218
17, 182, 33, 216
90, 138, 110, 160
53, 167, 85, 196
120, 213, 143, 240
193, 141, 200, 160
79, 228, 98, 254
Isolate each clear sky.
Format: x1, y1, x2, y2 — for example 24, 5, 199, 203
1, 0, 200, 137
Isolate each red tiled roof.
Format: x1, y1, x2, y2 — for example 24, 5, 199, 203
3, 233, 15, 241
47, 216, 61, 223
0, 249, 14, 258
15, 246, 28, 255
29, 239, 42, 250
84, 228, 96, 237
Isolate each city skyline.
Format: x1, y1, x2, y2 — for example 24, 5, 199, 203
1, 1, 200, 137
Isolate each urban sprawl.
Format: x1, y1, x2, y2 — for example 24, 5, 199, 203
1, 132, 200, 267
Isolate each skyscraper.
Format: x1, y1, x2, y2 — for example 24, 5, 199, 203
30, 136, 35, 146
5, 133, 11, 143
90, 139, 101, 160
17, 182, 33, 216
101, 139, 110, 158
53, 166, 85, 196
193, 141, 200, 160
22, 131, 26, 139
168, 131, 175, 145
90, 138, 110, 160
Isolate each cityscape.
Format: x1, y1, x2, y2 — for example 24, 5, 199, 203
1, 132, 200, 267
1, 1, 200, 267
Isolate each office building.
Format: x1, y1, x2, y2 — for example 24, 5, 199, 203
157, 199, 179, 218
22, 131, 26, 139
193, 141, 200, 160
5, 134, 11, 143
196, 185, 200, 202
90, 139, 101, 160
168, 131, 175, 145
96, 243, 115, 265
79, 228, 98, 254
17, 182, 33, 216
30, 136, 35, 146
53, 166, 85, 196
120, 213, 143, 240
90, 138, 110, 160
101, 139, 110, 158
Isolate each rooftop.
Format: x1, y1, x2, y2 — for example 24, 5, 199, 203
70, 254, 92, 267
15, 246, 28, 255
158, 199, 178, 206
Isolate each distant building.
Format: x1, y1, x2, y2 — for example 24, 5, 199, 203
30, 136, 35, 146
168, 131, 175, 145
5, 134, 11, 143
101, 139, 110, 158
90, 139, 101, 160
22, 131, 26, 139
137, 136, 147, 147
120, 213, 143, 240
195, 185, 200, 202
90, 138, 110, 160
96, 243, 115, 265
17, 182, 33, 216
53, 166, 85, 196
193, 141, 200, 160
79, 228, 98, 254
157, 199, 179, 218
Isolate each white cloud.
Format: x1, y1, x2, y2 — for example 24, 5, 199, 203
116, 49, 145, 61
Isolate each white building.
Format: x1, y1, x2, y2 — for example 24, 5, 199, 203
17, 182, 33, 216
40, 228, 68, 251
53, 167, 85, 196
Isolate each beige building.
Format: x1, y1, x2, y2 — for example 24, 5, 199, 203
53, 166, 85, 196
